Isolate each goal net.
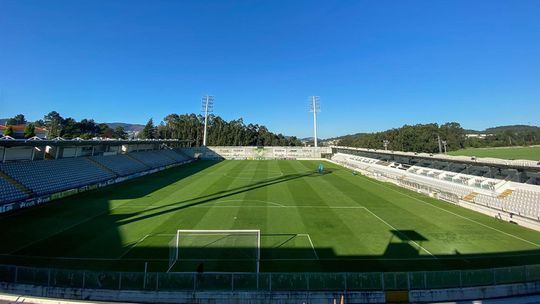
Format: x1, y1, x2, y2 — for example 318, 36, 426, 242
168, 229, 261, 273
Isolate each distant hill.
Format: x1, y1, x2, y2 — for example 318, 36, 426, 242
484, 125, 540, 134
332, 125, 540, 141
104, 122, 144, 132
1, 118, 144, 133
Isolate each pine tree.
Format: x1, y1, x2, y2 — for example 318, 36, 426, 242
23, 124, 36, 138
140, 118, 156, 139
3, 126, 14, 137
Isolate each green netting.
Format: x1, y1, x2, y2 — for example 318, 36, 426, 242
345, 273, 382, 290
83, 272, 120, 290
0, 264, 539, 292
0, 265, 16, 283
461, 269, 494, 287
49, 269, 84, 288
157, 273, 195, 291
307, 273, 346, 290
525, 264, 540, 281
408, 272, 427, 289
494, 266, 526, 284
231, 273, 261, 291
425, 270, 461, 289
383, 272, 409, 290
270, 273, 308, 291
142, 273, 158, 291
118, 272, 145, 290
195, 273, 234, 291
16, 267, 48, 285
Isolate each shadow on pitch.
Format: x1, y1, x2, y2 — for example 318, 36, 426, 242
114, 167, 330, 226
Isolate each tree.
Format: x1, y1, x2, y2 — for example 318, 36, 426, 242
140, 118, 156, 139
34, 119, 45, 128
6, 114, 26, 125
114, 126, 128, 139
43, 111, 64, 138
98, 123, 114, 138
3, 125, 13, 137
23, 123, 35, 138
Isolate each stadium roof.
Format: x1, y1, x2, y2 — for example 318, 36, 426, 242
0, 138, 192, 148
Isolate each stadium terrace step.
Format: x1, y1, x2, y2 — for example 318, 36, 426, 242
498, 189, 514, 199
125, 153, 152, 169
463, 192, 479, 202
0, 170, 33, 196
86, 157, 118, 176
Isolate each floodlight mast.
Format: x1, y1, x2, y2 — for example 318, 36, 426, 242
442, 140, 448, 154
202, 95, 214, 146
309, 96, 321, 147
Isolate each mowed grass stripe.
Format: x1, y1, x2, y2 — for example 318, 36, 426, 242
292, 161, 437, 258
278, 161, 379, 259
10, 161, 222, 257
343, 166, 540, 248
330, 162, 540, 253
2, 160, 540, 272
115, 161, 240, 256
317, 162, 473, 255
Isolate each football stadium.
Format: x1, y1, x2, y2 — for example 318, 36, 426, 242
2, 1, 540, 303
1, 139, 540, 302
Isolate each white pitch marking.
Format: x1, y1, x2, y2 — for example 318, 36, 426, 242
117, 234, 150, 259
8, 200, 148, 254
298, 233, 319, 260
360, 177, 540, 248
362, 208, 436, 258
4, 249, 540, 262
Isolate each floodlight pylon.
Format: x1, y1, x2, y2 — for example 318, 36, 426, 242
309, 96, 321, 147
202, 95, 214, 146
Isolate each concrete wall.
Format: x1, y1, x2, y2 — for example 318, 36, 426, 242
2, 281, 540, 303
181, 146, 332, 160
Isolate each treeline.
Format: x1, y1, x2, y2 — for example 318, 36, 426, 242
338, 123, 540, 153
141, 114, 303, 146
338, 123, 466, 153
4, 112, 302, 146
465, 125, 540, 148
15, 112, 129, 139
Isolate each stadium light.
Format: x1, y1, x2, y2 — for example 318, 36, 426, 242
202, 95, 214, 146
442, 140, 448, 154
309, 96, 321, 147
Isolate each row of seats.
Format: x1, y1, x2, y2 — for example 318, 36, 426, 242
332, 153, 540, 220
0, 177, 29, 204
90, 154, 149, 176
129, 150, 178, 168
0, 149, 191, 205
0, 158, 116, 196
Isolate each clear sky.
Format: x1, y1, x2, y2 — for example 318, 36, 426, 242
1, 0, 539, 138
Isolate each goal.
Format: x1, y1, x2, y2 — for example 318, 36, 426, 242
168, 229, 261, 273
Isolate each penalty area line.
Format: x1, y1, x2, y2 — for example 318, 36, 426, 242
362, 208, 437, 258
361, 177, 540, 248
117, 234, 150, 259
297, 233, 319, 260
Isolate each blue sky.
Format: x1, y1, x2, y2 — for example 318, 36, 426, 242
1, 0, 539, 138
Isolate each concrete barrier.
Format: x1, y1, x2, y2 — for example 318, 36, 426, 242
3, 280, 540, 303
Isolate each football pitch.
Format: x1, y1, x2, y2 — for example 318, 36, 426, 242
449, 146, 540, 161
1, 160, 540, 273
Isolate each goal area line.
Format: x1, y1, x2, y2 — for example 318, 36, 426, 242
167, 229, 261, 273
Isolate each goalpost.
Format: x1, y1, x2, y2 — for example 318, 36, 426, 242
168, 229, 261, 273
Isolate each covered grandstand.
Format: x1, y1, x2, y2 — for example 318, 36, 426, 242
0, 139, 193, 212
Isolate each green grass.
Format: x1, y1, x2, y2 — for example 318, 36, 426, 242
449, 146, 540, 161
1, 160, 540, 273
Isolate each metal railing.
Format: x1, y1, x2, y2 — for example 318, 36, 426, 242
2, 264, 540, 292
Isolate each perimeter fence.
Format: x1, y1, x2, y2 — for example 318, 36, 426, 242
2, 264, 540, 292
